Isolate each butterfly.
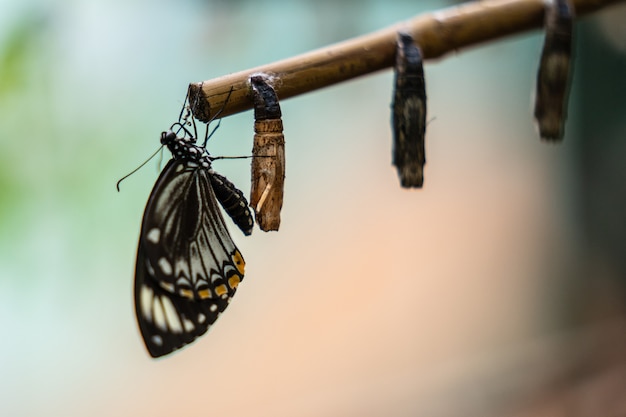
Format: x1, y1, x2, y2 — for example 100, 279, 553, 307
134, 126, 253, 358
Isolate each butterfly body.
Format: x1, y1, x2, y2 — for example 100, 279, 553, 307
134, 130, 252, 358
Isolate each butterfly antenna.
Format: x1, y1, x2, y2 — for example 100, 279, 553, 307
212, 155, 253, 161
116, 145, 164, 192
156, 146, 164, 171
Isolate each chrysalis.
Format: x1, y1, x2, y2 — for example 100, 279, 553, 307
534, 0, 574, 141
392, 31, 427, 188
249, 75, 285, 231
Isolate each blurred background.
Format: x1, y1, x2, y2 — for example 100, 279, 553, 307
1, 0, 626, 416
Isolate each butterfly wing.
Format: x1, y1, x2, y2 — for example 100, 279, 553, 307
134, 159, 245, 357
134, 258, 232, 357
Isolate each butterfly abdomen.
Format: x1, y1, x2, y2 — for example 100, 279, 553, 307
210, 173, 254, 236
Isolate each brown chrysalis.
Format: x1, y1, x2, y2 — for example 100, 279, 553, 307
250, 75, 285, 231
534, 0, 574, 141
392, 31, 427, 188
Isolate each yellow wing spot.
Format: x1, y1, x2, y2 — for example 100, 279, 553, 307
197, 289, 211, 299
179, 288, 194, 299
232, 250, 245, 275
228, 275, 241, 290
215, 284, 228, 297
159, 282, 175, 293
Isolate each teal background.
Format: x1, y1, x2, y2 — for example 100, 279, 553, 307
1, 1, 626, 416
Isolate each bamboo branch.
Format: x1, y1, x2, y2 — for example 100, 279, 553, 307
189, 0, 623, 123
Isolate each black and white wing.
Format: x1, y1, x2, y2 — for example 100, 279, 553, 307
134, 159, 245, 358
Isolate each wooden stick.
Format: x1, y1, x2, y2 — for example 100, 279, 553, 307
189, 0, 623, 123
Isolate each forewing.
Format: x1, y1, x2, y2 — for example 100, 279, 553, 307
134, 159, 246, 357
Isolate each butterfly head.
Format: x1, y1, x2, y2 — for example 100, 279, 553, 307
160, 130, 178, 146
160, 130, 213, 169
